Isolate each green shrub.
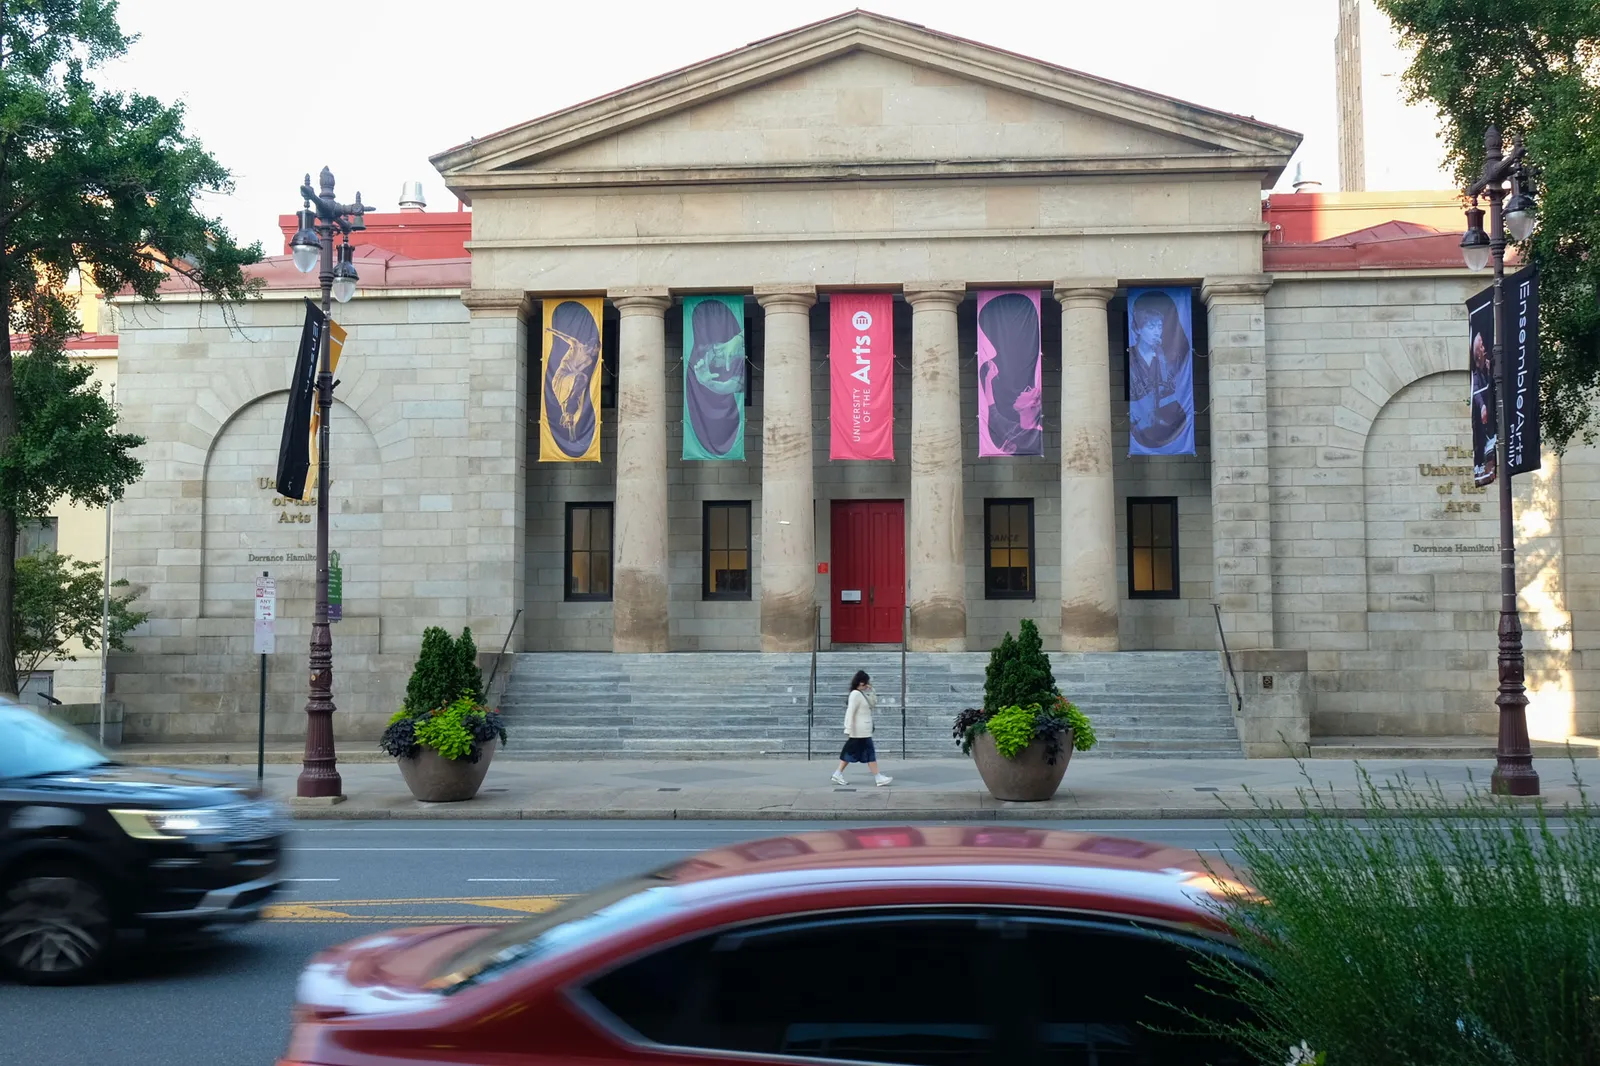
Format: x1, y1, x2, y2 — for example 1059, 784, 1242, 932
983, 619, 1056, 712
961, 622, 1096, 764
403, 626, 482, 713
1182, 765, 1600, 1065
985, 705, 1036, 758
380, 695, 507, 763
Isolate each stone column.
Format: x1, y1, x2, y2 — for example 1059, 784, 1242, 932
1202, 275, 1275, 650
461, 289, 532, 662
905, 283, 967, 651
1055, 280, 1121, 651
754, 285, 818, 652
608, 289, 673, 653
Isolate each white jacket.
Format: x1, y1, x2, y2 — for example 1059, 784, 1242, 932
844, 688, 876, 738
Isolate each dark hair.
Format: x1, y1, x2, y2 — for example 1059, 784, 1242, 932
849, 670, 870, 692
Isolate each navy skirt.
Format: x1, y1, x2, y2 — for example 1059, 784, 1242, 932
840, 737, 877, 764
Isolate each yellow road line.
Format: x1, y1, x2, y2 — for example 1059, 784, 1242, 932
262, 894, 570, 923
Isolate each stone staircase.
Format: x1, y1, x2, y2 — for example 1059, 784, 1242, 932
497, 651, 1242, 759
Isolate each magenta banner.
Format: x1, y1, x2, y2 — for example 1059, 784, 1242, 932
829, 293, 895, 460
976, 290, 1043, 457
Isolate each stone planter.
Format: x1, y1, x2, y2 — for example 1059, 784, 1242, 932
396, 743, 496, 802
971, 728, 1072, 802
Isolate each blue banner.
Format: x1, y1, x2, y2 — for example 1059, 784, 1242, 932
1127, 287, 1196, 457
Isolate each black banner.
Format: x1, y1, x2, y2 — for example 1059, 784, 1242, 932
275, 299, 324, 500
1466, 287, 1498, 487
1465, 266, 1541, 485
1506, 264, 1541, 476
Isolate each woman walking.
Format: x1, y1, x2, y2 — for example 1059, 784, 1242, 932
833, 671, 892, 787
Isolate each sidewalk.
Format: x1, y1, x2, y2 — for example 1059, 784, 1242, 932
120, 749, 1600, 820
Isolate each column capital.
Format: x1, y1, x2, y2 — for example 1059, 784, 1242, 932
1053, 278, 1119, 308
903, 282, 966, 310
754, 284, 817, 313
460, 289, 531, 316
608, 288, 673, 317
1201, 275, 1273, 305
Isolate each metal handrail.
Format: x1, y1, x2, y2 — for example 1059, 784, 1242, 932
1211, 602, 1244, 716
806, 605, 820, 760
900, 603, 909, 759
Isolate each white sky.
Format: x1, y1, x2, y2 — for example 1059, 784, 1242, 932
99, 0, 1454, 252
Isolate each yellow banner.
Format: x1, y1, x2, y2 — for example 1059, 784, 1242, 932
301, 318, 348, 500
539, 297, 604, 463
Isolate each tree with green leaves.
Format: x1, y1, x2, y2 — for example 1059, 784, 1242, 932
1377, 0, 1600, 451
1, 0, 261, 695
13, 548, 144, 687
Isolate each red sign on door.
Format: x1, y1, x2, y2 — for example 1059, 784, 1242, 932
829, 500, 905, 644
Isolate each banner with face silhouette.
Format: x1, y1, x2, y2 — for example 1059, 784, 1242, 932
975, 290, 1043, 458
539, 297, 604, 462
1126, 286, 1196, 457
829, 293, 895, 460
682, 295, 747, 461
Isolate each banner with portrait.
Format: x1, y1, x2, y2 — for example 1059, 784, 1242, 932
539, 296, 604, 463
975, 290, 1043, 458
1126, 287, 1196, 457
682, 295, 747, 461
829, 292, 895, 461
1465, 286, 1499, 486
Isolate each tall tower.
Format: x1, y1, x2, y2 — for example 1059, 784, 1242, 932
1335, 0, 1367, 191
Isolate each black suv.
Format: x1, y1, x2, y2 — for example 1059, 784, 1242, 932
0, 698, 286, 984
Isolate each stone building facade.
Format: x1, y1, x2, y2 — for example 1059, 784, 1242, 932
105, 12, 1596, 751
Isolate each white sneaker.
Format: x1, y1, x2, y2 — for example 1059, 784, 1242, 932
876, 774, 893, 787
831, 772, 848, 786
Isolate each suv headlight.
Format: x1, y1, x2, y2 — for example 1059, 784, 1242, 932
110, 808, 230, 840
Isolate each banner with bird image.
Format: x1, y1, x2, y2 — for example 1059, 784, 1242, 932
540, 297, 604, 462
682, 295, 747, 461
975, 290, 1043, 458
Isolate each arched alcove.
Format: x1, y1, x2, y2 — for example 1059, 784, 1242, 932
201, 394, 384, 617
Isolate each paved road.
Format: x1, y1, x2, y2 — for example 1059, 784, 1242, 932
0, 818, 1355, 1065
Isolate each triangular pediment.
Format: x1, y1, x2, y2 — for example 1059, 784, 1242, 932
433, 11, 1301, 195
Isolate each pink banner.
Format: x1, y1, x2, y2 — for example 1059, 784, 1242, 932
976, 290, 1044, 458
829, 293, 895, 460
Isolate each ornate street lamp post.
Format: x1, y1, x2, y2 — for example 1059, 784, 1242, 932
286, 167, 370, 798
1459, 126, 1539, 796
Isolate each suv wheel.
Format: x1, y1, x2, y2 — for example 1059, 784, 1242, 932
0, 864, 115, 985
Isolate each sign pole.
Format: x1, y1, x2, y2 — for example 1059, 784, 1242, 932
254, 571, 277, 786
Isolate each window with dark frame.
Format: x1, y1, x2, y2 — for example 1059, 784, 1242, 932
702, 502, 752, 600
1128, 497, 1180, 598
565, 503, 613, 601
984, 499, 1035, 599
16, 516, 58, 558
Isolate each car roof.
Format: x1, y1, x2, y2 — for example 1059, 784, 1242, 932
656, 826, 1215, 882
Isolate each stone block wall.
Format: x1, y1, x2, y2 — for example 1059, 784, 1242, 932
109, 292, 478, 743
1266, 274, 1595, 740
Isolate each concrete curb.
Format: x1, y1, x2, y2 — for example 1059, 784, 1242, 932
283, 799, 1551, 821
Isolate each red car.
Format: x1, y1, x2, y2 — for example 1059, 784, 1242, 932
279, 826, 1259, 1066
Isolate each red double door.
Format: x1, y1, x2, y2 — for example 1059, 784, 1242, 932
829, 500, 905, 644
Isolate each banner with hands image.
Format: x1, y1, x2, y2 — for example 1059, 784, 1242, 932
1466, 287, 1499, 486
975, 290, 1043, 458
540, 297, 605, 463
1126, 287, 1196, 457
682, 295, 747, 461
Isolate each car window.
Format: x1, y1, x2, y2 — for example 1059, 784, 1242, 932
0, 701, 111, 779
1006, 916, 1254, 1066
583, 910, 1005, 1066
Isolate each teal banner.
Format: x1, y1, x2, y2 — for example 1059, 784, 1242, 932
682, 295, 747, 461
